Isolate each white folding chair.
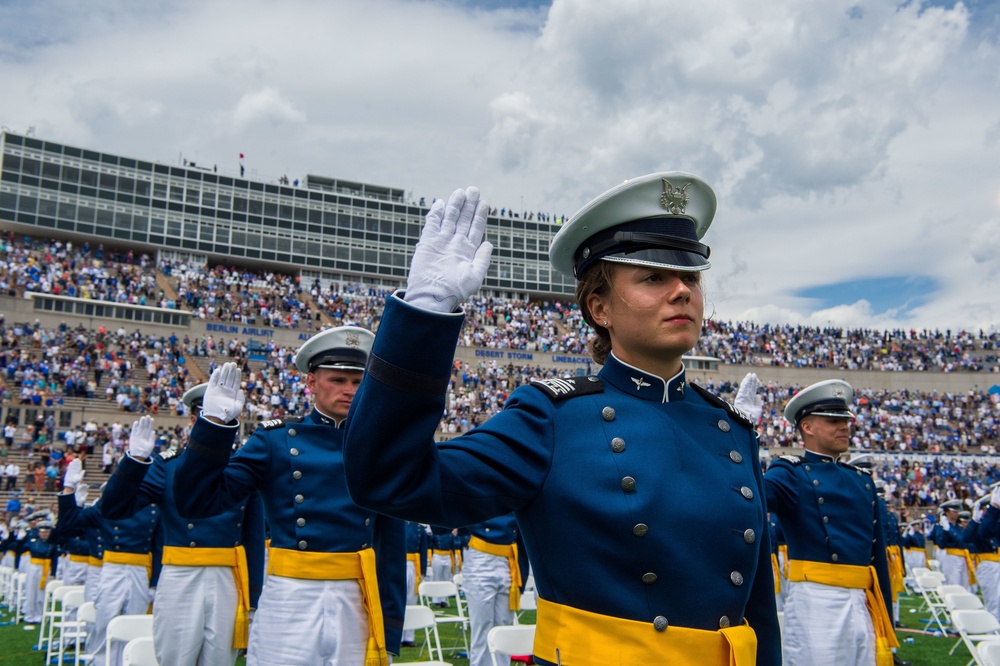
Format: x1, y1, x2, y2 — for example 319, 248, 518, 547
487, 625, 536, 666
46, 586, 86, 664
11, 572, 26, 624
105, 614, 155, 666
122, 635, 159, 666
62, 600, 96, 666
952, 609, 1000, 666
978, 639, 1000, 666
418, 580, 470, 656
36, 578, 65, 647
947, 593, 988, 656
915, 572, 950, 634
402, 604, 450, 664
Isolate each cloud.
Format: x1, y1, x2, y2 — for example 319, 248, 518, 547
232, 88, 307, 130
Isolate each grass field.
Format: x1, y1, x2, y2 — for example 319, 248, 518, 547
0, 590, 978, 665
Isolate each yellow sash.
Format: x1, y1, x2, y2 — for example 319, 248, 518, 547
887, 546, 905, 601
469, 536, 522, 611
944, 548, 978, 585
406, 552, 422, 594
162, 545, 251, 649
771, 553, 781, 594
432, 548, 457, 574
978, 552, 1000, 564
87, 556, 103, 568
103, 551, 153, 581
789, 560, 899, 666
535, 597, 756, 666
30, 556, 50, 590
778, 544, 789, 577
69, 553, 90, 564
268, 547, 386, 666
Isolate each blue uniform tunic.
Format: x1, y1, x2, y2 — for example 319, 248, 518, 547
56, 494, 161, 579
764, 450, 892, 611
100, 447, 266, 608
343, 295, 780, 666
172, 412, 407, 656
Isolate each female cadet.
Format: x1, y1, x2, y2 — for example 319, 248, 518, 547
343, 173, 781, 666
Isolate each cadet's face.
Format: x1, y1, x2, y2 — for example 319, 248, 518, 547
306, 368, 363, 420
588, 265, 703, 376
801, 415, 852, 457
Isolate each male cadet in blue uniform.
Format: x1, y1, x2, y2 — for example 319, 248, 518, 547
58, 459, 161, 666
933, 499, 973, 591
428, 528, 458, 605
972, 486, 1000, 621
763, 379, 898, 666
21, 518, 58, 623
101, 387, 266, 666
172, 327, 406, 666
902, 520, 927, 572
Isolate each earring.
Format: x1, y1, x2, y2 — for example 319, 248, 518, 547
602, 320, 609, 326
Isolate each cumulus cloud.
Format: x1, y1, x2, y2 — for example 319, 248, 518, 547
232, 88, 306, 130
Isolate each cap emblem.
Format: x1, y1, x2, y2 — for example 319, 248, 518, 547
833, 387, 845, 398
345, 332, 361, 349
660, 179, 691, 215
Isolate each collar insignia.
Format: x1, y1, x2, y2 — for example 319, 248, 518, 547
677, 381, 685, 393
661, 178, 691, 215
631, 376, 651, 390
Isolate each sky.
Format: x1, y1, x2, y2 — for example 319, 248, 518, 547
2, 0, 1000, 332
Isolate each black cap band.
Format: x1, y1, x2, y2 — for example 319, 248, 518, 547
308, 348, 367, 372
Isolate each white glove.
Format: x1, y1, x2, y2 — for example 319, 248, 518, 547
202, 362, 246, 423
75, 483, 90, 508
404, 187, 494, 313
990, 486, 1000, 509
974, 505, 985, 522
128, 415, 156, 460
63, 459, 85, 490
941, 514, 951, 531
16, 528, 27, 540
734, 372, 763, 422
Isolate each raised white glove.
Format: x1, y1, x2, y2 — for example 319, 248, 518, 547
128, 415, 156, 460
990, 485, 1000, 509
974, 505, 985, 522
63, 459, 85, 490
734, 372, 763, 422
404, 187, 494, 313
16, 528, 27, 540
75, 483, 90, 508
941, 514, 951, 531
202, 362, 246, 423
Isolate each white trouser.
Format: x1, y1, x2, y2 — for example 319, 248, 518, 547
782, 580, 876, 666
941, 552, 970, 591
22, 560, 45, 622
87, 562, 151, 666
85, 563, 103, 603
247, 575, 368, 666
431, 553, 453, 602
904, 548, 927, 572
463, 547, 514, 666
63, 558, 90, 586
154, 565, 239, 666
978, 560, 1000, 622
403, 559, 419, 642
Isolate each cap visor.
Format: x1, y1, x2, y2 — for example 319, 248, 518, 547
601, 248, 710, 272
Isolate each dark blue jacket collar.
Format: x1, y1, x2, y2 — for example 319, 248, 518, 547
599, 353, 687, 403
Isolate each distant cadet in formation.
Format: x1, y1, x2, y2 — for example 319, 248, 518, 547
343, 175, 781, 665
974, 486, 1000, 621
901, 520, 928, 572
101, 385, 266, 666
401, 521, 429, 647
173, 327, 406, 666
21, 517, 58, 623
933, 499, 973, 591
763, 379, 898, 666
58, 458, 161, 666
428, 528, 458, 606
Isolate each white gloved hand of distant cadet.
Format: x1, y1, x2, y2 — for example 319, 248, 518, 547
990, 486, 1000, 509
734, 372, 763, 422
202, 362, 246, 423
941, 514, 951, 531
128, 415, 156, 460
63, 458, 85, 490
75, 483, 90, 508
404, 187, 494, 313
974, 504, 985, 522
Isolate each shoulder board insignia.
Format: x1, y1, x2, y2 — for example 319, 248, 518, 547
840, 461, 872, 475
259, 415, 304, 430
158, 447, 179, 461
689, 383, 756, 430
530, 376, 603, 400
779, 455, 805, 464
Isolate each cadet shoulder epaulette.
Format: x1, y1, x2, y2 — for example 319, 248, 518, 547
529, 376, 603, 400
689, 383, 756, 430
259, 415, 305, 430
778, 454, 805, 464
158, 447, 179, 461
840, 461, 872, 475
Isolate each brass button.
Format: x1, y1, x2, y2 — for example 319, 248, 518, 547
602, 406, 616, 421
289, 429, 297, 437
611, 437, 625, 453
740, 486, 754, 500
743, 529, 755, 544
812, 480, 820, 486
831, 553, 839, 562
295, 494, 304, 504
642, 573, 658, 584
653, 616, 668, 631
187, 524, 194, 530
298, 540, 308, 550
293, 471, 302, 479
621, 476, 636, 492
290, 448, 299, 456
865, 483, 871, 490
718, 419, 730, 432
297, 518, 306, 527
633, 524, 649, 537
730, 571, 744, 586
719, 616, 731, 629
823, 516, 829, 523
805, 465, 811, 472
189, 541, 196, 547
729, 451, 742, 463
818, 497, 825, 504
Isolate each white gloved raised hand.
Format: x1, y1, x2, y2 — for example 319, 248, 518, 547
990, 485, 1000, 509
202, 362, 246, 423
734, 372, 763, 422
404, 187, 494, 313
941, 514, 951, 531
63, 458, 85, 490
75, 483, 90, 508
128, 415, 156, 460
974, 504, 985, 522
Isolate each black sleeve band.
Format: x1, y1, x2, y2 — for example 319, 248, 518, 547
366, 353, 451, 397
